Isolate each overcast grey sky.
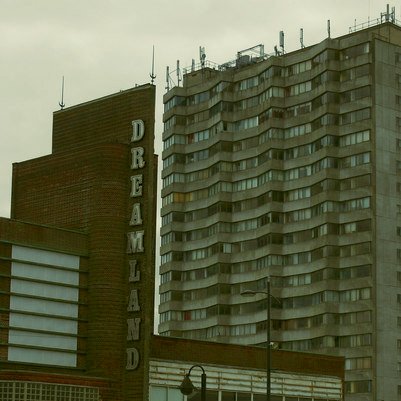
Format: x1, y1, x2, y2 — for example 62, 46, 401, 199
0, 0, 391, 218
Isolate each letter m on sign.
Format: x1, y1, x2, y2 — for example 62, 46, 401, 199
127, 231, 145, 253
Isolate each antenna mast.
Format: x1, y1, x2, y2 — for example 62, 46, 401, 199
279, 31, 285, 53
59, 76, 65, 110
176, 60, 181, 87
199, 46, 206, 68
150, 45, 156, 84
300, 28, 305, 48
165, 66, 170, 91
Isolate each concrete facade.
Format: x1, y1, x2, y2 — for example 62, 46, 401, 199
159, 22, 401, 401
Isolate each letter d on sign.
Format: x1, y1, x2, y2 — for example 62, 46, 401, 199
126, 347, 139, 370
131, 120, 145, 142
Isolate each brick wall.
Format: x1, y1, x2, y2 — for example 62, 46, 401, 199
150, 335, 345, 379
9, 85, 157, 401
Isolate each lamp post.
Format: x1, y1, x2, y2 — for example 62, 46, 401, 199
179, 364, 206, 401
241, 276, 275, 401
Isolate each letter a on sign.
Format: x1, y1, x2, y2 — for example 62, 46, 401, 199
131, 120, 145, 142
130, 203, 143, 226
127, 289, 140, 312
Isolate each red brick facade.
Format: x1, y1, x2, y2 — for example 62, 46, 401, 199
150, 335, 344, 378
1, 85, 157, 401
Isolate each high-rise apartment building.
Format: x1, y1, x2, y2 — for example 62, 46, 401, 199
159, 18, 401, 401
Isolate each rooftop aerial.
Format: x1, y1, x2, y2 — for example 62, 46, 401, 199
165, 3, 400, 91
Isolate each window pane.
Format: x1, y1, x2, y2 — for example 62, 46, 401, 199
150, 386, 166, 401
167, 387, 183, 401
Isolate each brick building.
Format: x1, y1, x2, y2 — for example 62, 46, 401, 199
1, 84, 157, 400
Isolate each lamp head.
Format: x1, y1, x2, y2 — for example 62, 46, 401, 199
179, 374, 196, 396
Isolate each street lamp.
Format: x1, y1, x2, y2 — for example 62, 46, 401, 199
241, 276, 277, 401
179, 364, 206, 401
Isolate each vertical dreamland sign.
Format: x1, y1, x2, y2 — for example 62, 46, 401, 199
124, 99, 157, 401
126, 119, 146, 368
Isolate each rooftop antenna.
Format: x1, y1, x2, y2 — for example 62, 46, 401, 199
199, 46, 206, 68
150, 45, 156, 84
165, 66, 170, 91
176, 60, 181, 87
300, 28, 305, 48
191, 59, 195, 72
279, 31, 285, 53
59, 76, 65, 110
381, 4, 393, 22
327, 20, 331, 38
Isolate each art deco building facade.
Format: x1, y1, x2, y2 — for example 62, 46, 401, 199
0, 85, 158, 401
159, 21, 401, 401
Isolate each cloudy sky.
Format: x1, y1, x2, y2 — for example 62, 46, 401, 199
0, 0, 391, 218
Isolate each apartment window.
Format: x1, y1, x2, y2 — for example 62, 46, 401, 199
164, 95, 186, 112
341, 86, 370, 103
340, 333, 371, 347
342, 64, 370, 82
345, 357, 372, 370
238, 76, 258, 91
288, 81, 312, 96
341, 42, 370, 60
345, 380, 372, 394
398, 227, 401, 236
340, 130, 370, 146
398, 339, 401, 349
229, 116, 258, 131
187, 91, 209, 105
398, 272, 401, 282
341, 108, 370, 125
398, 294, 401, 304
285, 60, 312, 76
286, 101, 311, 117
